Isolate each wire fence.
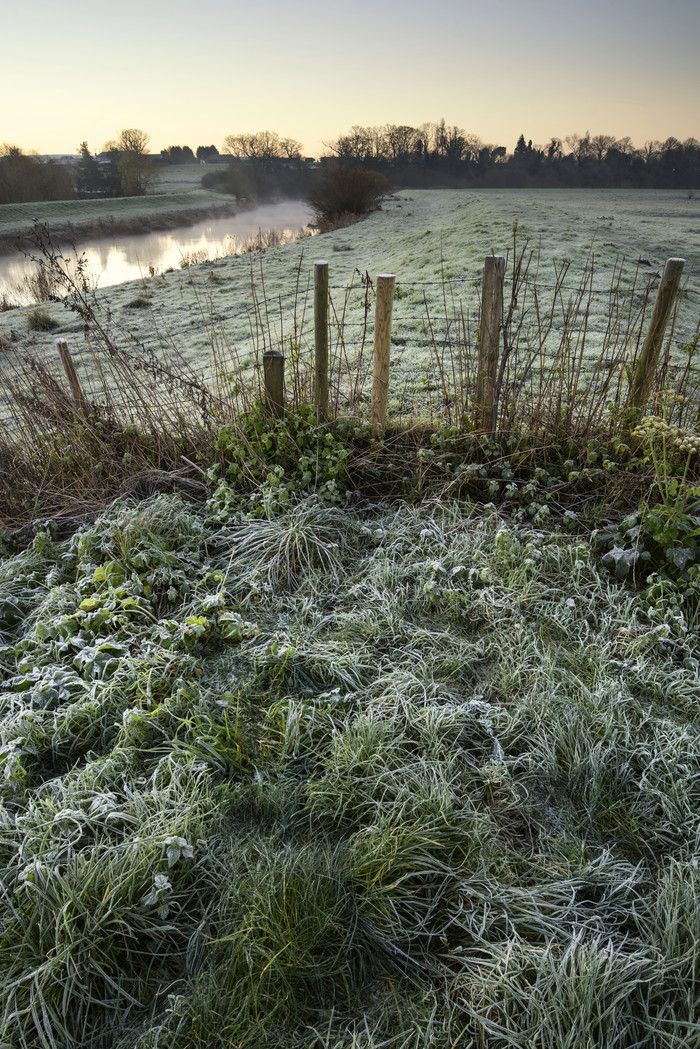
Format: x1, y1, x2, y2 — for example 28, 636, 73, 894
3, 248, 699, 442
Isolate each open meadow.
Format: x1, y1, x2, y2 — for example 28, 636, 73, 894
1, 188, 697, 427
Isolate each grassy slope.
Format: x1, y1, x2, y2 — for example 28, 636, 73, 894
0, 190, 231, 239
1, 189, 697, 409
1, 489, 699, 1048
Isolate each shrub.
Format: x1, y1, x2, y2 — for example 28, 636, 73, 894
26, 306, 59, 331
124, 294, 152, 309
306, 163, 392, 227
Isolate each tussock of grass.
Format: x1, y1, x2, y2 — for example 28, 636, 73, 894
26, 305, 59, 331
1, 492, 700, 1046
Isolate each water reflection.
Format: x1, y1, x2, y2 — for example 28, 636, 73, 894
1, 199, 314, 301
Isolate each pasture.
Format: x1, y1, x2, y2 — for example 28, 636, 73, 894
1, 188, 697, 424
0, 189, 236, 249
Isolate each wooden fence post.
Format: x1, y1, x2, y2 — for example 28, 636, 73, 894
371, 274, 396, 436
474, 255, 506, 433
628, 257, 686, 415
314, 260, 329, 421
55, 338, 88, 416
263, 349, 285, 419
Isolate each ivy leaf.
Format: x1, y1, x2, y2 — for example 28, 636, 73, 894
666, 546, 697, 571
601, 545, 639, 579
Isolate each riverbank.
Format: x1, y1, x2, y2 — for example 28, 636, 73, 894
0, 190, 243, 254
0, 199, 314, 307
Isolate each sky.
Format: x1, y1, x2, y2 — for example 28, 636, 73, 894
3, 0, 698, 158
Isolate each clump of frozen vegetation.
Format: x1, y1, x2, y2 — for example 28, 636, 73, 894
1, 488, 700, 1047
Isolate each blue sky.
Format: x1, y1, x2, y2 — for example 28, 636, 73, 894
4, 0, 698, 156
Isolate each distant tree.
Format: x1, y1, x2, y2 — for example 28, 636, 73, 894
546, 138, 563, 161
75, 142, 105, 197
160, 145, 196, 164
196, 145, 219, 161
103, 129, 158, 196
384, 125, 419, 165
325, 125, 381, 165
0, 144, 75, 204
590, 134, 617, 162
439, 121, 469, 164
223, 131, 302, 164
566, 131, 594, 164
514, 134, 528, 157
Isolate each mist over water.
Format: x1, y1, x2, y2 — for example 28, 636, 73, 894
0, 199, 313, 301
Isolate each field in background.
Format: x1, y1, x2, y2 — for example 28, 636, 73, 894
151, 162, 216, 192
0, 189, 235, 247
1, 188, 698, 428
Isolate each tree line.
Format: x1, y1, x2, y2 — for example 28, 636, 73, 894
1, 121, 698, 206
0, 131, 220, 205
323, 121, 700, 189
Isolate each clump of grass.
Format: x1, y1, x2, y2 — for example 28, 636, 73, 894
178, 227, 310, 271
222, 500, 352, 592
13, 260, 65, 305
179, 247, 211, 268
124, 294, 151, 309
26, 305, 59, 331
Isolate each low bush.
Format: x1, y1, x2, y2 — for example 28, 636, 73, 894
306, 163, 392, 227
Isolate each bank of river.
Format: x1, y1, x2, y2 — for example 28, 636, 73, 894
0, 199, 313, 302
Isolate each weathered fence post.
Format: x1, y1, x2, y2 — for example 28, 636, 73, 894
628, 257, 686, 415
263, 349, 285, 419
371, 274, 396, 436
55, 338, 88, 416
314, 260, 329, 421
474, 255, 506, 433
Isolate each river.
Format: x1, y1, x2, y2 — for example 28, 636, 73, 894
0, 199, 314, 303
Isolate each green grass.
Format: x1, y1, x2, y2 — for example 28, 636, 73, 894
1, 488, 700, 1047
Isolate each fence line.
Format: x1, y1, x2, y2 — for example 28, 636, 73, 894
35, 247, 700, 443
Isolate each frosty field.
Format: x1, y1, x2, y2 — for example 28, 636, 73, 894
1, 188, 698, 423
1, 491, 700, 1049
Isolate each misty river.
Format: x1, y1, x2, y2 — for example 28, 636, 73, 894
0, 199, 314, 302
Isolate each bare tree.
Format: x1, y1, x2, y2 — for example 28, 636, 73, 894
223, 131, 302, 163
324, 126, 378, 164
565, 131, 594, 163
590, 134, 617, 162
384, 125, 419, 165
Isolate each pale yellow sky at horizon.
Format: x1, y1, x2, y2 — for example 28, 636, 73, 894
3, 0, 698, 158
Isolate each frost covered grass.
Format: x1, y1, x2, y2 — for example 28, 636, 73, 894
1, 188, 697, 436
0, 190, 232, 241
1, 490, 700, 1047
